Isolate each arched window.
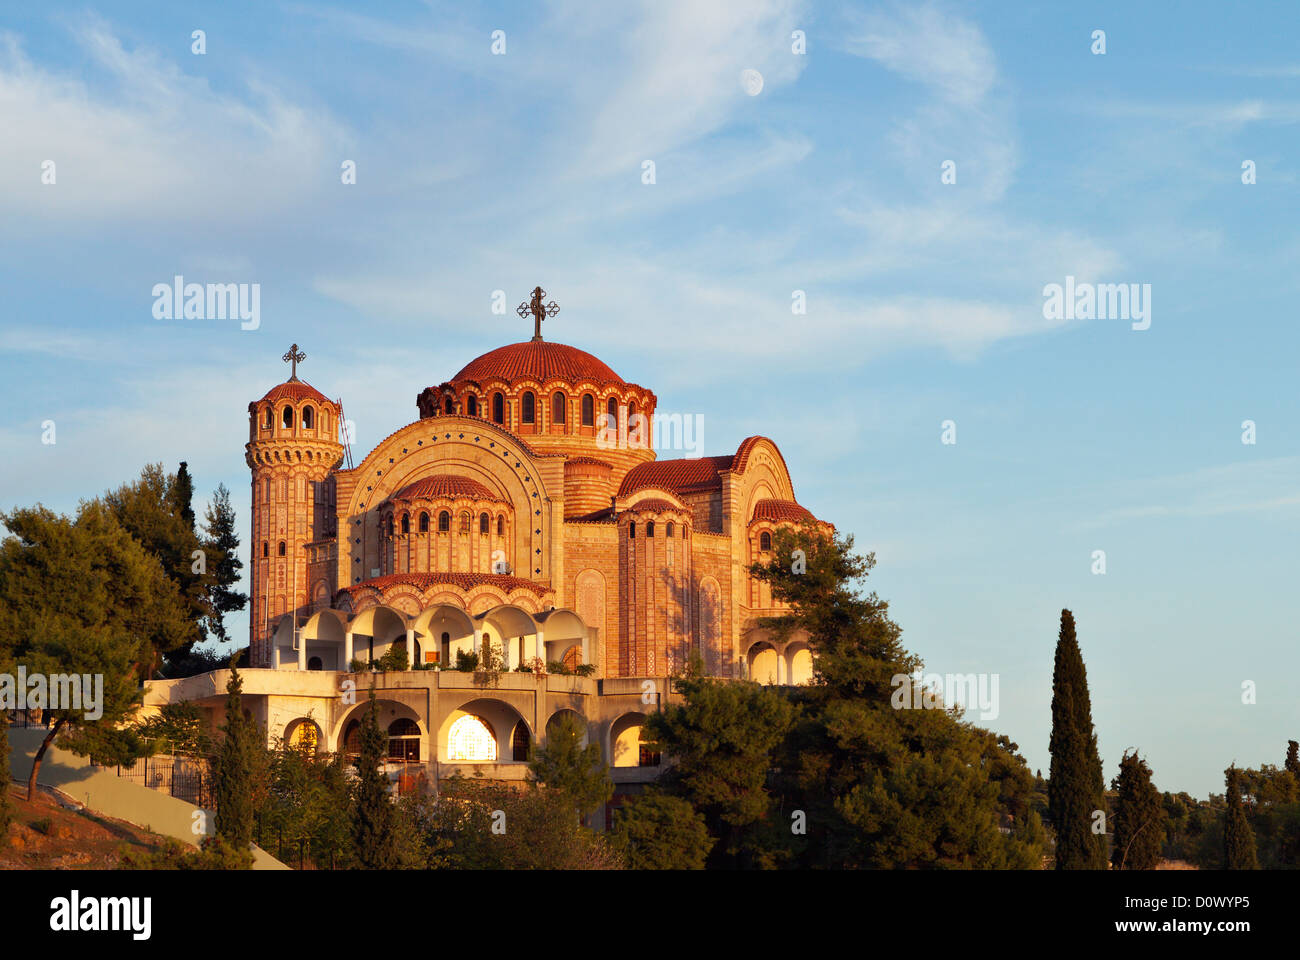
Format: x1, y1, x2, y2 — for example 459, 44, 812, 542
401, 514, 410, 534
438, 511, 450, 532
666, 521, 675, 537
682, 524, 688, 538
479, 512, 490, 534
552, 392, 566, 424
511, 723, 530, 762
492, 392, 504, 424
581, 393, 594, 426
262, 541, 269, 558
646, 521, 655, 537
629, 522, 636, 539
307, 656, 322, 671
522, 391, 536, 424
444, 396, 454, 415
607, 396, 618, 422
343, 720, 362, 758
760, 531, 772, 551
385, 516, 394, 537
388, 717, 420, 763
263, 406, 273, 428
459, 512, 470, 534
467, 395, 478, 417
278, 541, 286, 556
282, 406, 294, 429
497, 516, 504, 536
629, 400, 637, 420
419, 512, 429, 532
447, 714, 497, 762
321, 410, 329, 435
303, 405, 314, 429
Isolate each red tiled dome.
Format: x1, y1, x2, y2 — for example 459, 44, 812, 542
626, 498, 687, 514
619, 455, 735, 496
258, 380, 332, 406
751, 499, 815, 524
452, 341, 625, 386
390, 475, 503, 502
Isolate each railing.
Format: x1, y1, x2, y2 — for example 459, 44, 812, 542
92, 753, 218, 810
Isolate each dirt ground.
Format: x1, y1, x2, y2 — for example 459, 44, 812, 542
1, 781, 169, 869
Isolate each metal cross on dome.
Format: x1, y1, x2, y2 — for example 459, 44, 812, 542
282, 343, 306, 380
517, 286, 560, 341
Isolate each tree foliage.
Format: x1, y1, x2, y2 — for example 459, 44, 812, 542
609, 790, 713, 869
1111, 750, 1165, 869
528, 712, 613, 821
1047, 609, 1108, 869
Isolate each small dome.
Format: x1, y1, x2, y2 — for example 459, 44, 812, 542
626, 498, 687, 514
390, 476, 503, 502
751, 499, 815, 524
451, 340, 625, 386
258, 380, 333, 407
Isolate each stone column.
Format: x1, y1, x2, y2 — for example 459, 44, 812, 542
344, 630, 354, 669
406, 628, 416, 670
298, 625, 307, 671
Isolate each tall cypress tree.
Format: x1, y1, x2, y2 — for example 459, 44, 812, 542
172, 461, 196, 530
1223, 765, 1259, 870
1048, 609, 1107, 869
352, 685, 399, 869
202, 483, 248, 644
1111, 750, 1165, 869
1285, 740, 1299, 779
215, 662, 257, 849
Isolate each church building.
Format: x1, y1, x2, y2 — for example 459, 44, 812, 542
145, 288, 825, 798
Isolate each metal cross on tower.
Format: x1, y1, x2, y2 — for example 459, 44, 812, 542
282, 343, 306, 380
516, 286, 560, 341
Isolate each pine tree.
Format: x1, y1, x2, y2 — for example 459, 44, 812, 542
1223, 765, 1259, 870
1111, 750, 1165, 869
202, 483, 248, 644
1285, 740, 1299, 779
528, 712, 613, 822
352, 685, 399, 868
1048, 609, 1107, 869
214, 662, 258, 849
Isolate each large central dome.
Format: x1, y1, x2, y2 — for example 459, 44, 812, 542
452, 340, 625, 386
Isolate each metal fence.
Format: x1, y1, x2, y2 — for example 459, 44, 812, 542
92, 753, 218, 810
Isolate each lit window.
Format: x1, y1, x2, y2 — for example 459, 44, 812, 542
459, 512, 470, 534
447, 714, 497, 762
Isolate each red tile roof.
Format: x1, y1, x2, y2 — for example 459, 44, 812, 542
390, 476, 502, 502
339, 572, 550, 597
257, 379, 333, 406
751, 498, 815, 524
626, 498, 687, 514
618, 455, 735, 496
452, 340, 625, 386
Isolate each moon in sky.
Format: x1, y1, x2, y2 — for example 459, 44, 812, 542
741, 68, 764, 96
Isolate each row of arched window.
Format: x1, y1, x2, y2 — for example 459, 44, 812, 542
385, 511, 506, 536
627, 521, 688, 539
260, 404, 329, 434
436, 390, 641, 428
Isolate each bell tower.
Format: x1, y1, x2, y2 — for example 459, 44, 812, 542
245, 345, 343, 667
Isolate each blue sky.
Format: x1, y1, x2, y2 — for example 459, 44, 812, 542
2, 1, 1298, 798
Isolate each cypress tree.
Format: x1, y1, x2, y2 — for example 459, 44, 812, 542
1285, 740, 1299, 779
1111, 750, 1165, 869
214, 662, 257, 849
1048, 609, 1107, 869
201, 483, 248, 644
172, 461, 196, 530
352, 685, 400, 868
1223, 765, 1258, 870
